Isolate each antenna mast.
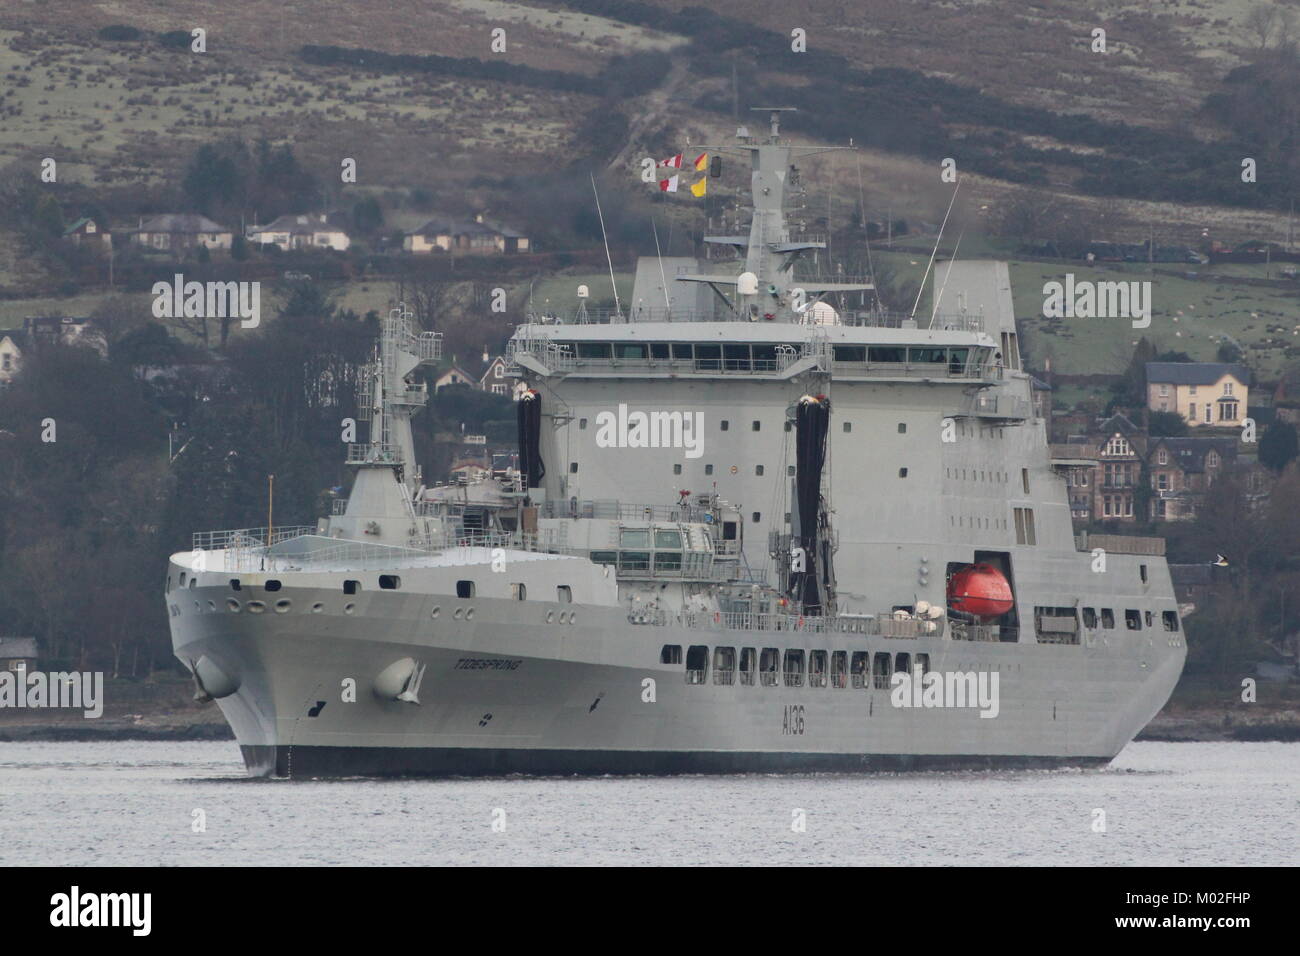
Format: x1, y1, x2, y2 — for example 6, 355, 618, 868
590, 173, 623, 319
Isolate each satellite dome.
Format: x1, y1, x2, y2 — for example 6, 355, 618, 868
737, 272, 759, 295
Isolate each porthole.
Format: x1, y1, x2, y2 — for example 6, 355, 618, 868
546, 611, 555, 623
227, 599, 241, 612
430, 606, 440, 618
465, 608, 476, 620
454, 608, 464, 620
193, 601, 201, 610
207, 601, 216, 611
311, 603, 324, 614
274, 599, 292, 614
343, 602, 356, 615
570, 612, 577, 624
247, 600, 266, 614
559, 611, 568, 624
180, 572, 187, 586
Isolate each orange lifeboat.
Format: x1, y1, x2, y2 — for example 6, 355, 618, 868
946, 563, 1014, 620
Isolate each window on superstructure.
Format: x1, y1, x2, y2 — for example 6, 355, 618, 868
456, 580, 474, 598
808, 650, 828, 688
713, 647, 736, 685
511, 583, 526, 600
724, 344, 751, 371
590, 551, 617, 566
720, 420, 729, 431
894, 653, 911, 677
557, 586, 572, 603
230, 579, 242, 591
1162, 611, 1179, 632
1140, 564, 1148, 583
576, 342, 610, 359
379, 575, 400, 590
752, 421, 761, 432
650, 343, 670, 359
1145, 610, 1153, 627
1024, 509, 1036, 545
843, 422, 852, 433
615, 343, 647, 360
1125, 609, 1141, 630
344, 580, 360, 595
660, 644, 682, 664
1101, 608, 1115, 629
739, 647, 756, 686
653, 551, 682, 572
673, 464, 682, 475
755, 465, 765, 476
695, 344, 721, 370
787, 465, 795, 476
1022, 468, 1030, 494
671, 343, 693, 361
898, 423, 907, 434
850, 651, 869, 689
705, 464, 713, 475
868, 345, 906, 363
685, 645, 709, 684
872, 653, 892, 689
759, 648, 780, 686
830, 651, 848, 689
782, 649, 805, 687
899, 467, 909, 478
1082, 607, 1097, 628
579, 418, 587, 429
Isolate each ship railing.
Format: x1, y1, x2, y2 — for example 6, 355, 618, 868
954, 393, 1031, 420
949, 623, 1006, 643
1074, 532, 1166, 556
518, 308, 984, 331
539, 499, 716, 523
346, 442, 404, 464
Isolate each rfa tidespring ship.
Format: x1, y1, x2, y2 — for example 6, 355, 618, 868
167, 110, 1185, 777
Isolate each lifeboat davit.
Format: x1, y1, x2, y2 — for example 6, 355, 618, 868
946, 563, 1014, 620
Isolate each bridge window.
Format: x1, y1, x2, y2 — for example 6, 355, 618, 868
614, 343, 646, 359
713, 647, 736, 685
620, 551, 650, 571
869, 346, 906, 363
833, 345, 866, 362
456, 580, 475, 598
660, 644, 682, 664
759, 647, 780, 686
590, 550, 617, 566
650, 343, 670, 359
850, 651, 869, 689
739, 647, 756, 686
783, 649, 805, 687
1162, 611, 1179, 632
686, 645, 709, 684
654, 530, 682, 548
872, 652, 892, 689
830, 651, 848, 688
695, 344, 721, 370
1125, 609, 1142, 630
344, 579, 360, 595
576, 342, 610, 359
653, 552, 682, 572
379, 575, 400, 590
1101, 608, 1115, 629
671, 343, 693, 360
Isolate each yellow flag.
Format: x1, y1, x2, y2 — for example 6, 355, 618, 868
690, 177, 707, 197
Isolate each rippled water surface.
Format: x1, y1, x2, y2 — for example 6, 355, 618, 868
1, 741, 1295, 865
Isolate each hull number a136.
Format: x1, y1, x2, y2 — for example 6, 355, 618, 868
782, 705, 805, 735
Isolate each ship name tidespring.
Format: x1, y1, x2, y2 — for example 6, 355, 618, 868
454, 658, 523, 671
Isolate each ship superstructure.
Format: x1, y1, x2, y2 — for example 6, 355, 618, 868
167, 110, 1185, 777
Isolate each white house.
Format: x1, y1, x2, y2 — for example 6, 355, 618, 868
247, 213, 351, 252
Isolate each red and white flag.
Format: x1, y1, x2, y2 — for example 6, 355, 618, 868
659, 175, 679, 193
658, 153, 682, 169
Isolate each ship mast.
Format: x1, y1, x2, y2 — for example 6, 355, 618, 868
680, 108, 874, 323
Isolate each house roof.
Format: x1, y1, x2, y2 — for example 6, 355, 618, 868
251, 213, 346, 235
63, 216, 102, 235
133, 213, 231, 234
408, 217, 525, 239
1146, 362, 1251, 387
0, 636, 38, 657
1151, 437, 1237, 474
